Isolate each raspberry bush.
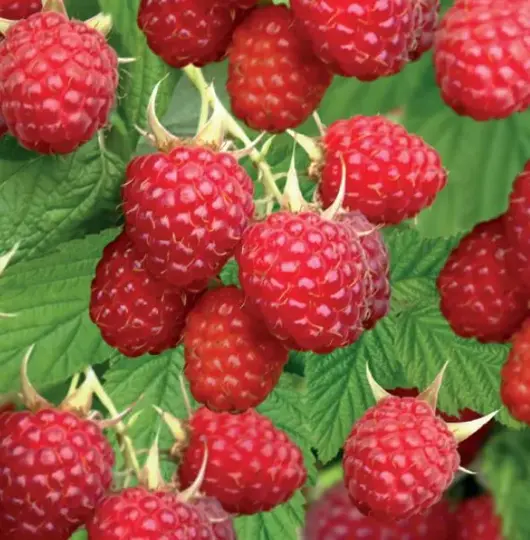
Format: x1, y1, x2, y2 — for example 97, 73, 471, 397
0, 0, 529, 539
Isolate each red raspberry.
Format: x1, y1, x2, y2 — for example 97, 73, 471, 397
503, 161, 530, 292
0, 0, 41, 19
222, 0, 256, 8
137, 0, 242, 69
304, 482, 454, 539
409, 0, 440, 62
501, 318, 530, 424
437, 218, 529, 343
178, 407, 307, 515
390, 387, 493, 467
0, 402, 14, 414
454, 495, 503, 540
87, 486, 216, 539
226, 5, 332, 133
184, 286, 288, 412
291, 0, 415, 81
434, 0, 530, 121
0, 113, 7, 137
0, 408, 114, 539
235, 210, 367, 353
0, 11, 118, 154
122, 144, 254, 288
90, 231, 201, 358
316, 116, 447, 225
339, 211, 391, 329
194, 497, 236, 540
343, 396, 460, 522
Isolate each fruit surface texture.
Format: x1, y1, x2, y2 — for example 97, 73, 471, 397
0, 11, 118, 154
317, 116, 447, 225
227, 4, 332, 133
343, 396, 459, 521
184, 285, 288, 412
0, 408, 114, 539
178, 407, 307, 514
454, 494, 503, 540
236, 210, 366, 353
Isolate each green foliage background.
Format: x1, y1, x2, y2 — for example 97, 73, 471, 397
0, 0, 528, 538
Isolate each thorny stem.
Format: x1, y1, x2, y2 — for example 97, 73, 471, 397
89, 372, 141, 477
183, 65, 283, 206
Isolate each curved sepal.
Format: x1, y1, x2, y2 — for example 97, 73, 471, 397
85, 13, 113, 37
448, 410, 499, 444
179, 442, 208, 503
417, 361, 450, 410
58, 368, 97, 416
365, 362, 392, 403
321, 154, 346, 221
42, 0, 68, 16
147, 78, 180, 152
138, 429, 165, 491
20, 346, 52, 411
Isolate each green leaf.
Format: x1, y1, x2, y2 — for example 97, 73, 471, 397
98, 0, 180, 156
481, 429, 530, 540
0, 137, 124, 262
0, 229, 121, 394
403, 64, 530, 237
305, 318, 406, 464
235, 493, 305, 540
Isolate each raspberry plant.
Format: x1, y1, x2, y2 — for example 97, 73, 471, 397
0, 0, 529, 539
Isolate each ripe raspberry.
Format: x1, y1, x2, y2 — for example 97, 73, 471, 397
0, 11, 118, 154
226, 5, 332, 133
316, 116, 447, 225
90, 231, 201, 358
222, 0, 256, 8
501, 318, 530, 424
343, 396, 460, 522
0, 113, 7, 137
178, 407, 307, 514
409, 0, 441, 62
235, 210, 367, 353
503, 161, 530, 291
184, 286, 288, 412
437, 218, 529, 343
0, 0, 41, 19
390, 387, 493, 467
434, 0, 530, 121
454, 495, 503, 540
194, 497, 236, 540
123, 144, 254, 288
304, 483, 454, 539
290, 0, 415, 81
339, 211, 391, 329
87, 486, 216, 539
137, 0, 242, 69
0, 408, 114, 539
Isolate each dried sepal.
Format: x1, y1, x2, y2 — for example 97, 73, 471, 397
417, 362, 450, 410
447, 409, 499, 444
0, 18, 16, 35
147, 78, 180, 152
195, 86, 228, 148
138, 429, 166, 491
312, 111, 327, 136
0, 242, 19, 277
20, 346, 52, 411
42, 0, 68, 16
85, 13, 113, 37
281, 146, 308, 212
458, 465, 476, 475
321, 154, 346, 221
179, 442, 208, 503
58, 368, 97, 416
286, 129, 323, 163
153, 406, 189, 457
365, 362, 392, 403
229, 132, 266, 161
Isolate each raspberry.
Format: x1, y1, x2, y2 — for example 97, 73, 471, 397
0, 113, 6, 137
501, 318, 530, 423
122, 144, 254, 288
0, 408, 114, 539
343, 396, 460, 522
226, 5, 332, 133
434, 0, 530, 121
0, 0, 41, 19
137, 0, 242, 69
178, 407, 307, 514
304, 483, 454, 539
87, 486, 216, 539
409, 0, 441, 61
291, 0, 415, 81
316, 116, 447, 225
235, 210, 367, 353
194, 497, 236, 540
222, 0, 256, 8
339, 211, 391, 329
0, 11, 118, 154
454, 495, 503, 540
503, 161, 530, 291
437, 218, 529, 343
90, 231, 201, 358
390, 387, 493, 467
184, 285, 288, 412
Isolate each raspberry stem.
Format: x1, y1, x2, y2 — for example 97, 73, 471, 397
182, 65, 283, 205
89, 372, 141, 476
